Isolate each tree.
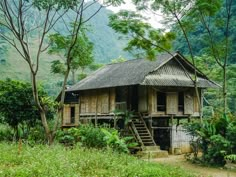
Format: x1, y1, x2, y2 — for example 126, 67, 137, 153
49, 28, 94, 85
0, 79, 54, 139
178, 0, 234, 114
0, 0, 123, 144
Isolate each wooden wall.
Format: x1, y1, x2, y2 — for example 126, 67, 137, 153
138, 85, 148, 112
148, 87, 201, 116
63, 104, 79, 125
80, 88, 115, 114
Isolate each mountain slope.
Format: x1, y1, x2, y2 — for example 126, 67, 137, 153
0, 4, 132, 95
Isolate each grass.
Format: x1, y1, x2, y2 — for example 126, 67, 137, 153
0, 142, 195, 177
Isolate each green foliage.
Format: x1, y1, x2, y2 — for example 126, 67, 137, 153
0, 124, 14, 141
56, 125, 137, 153
77, 73, 87, 81
26, 123, 47, 145
206, 134, 230, 165
109, 10, 175, 60
78, 124, 107, 148
111, 56, 127, 63
0, 142, 195, 177
185, 115, 236, 166
0, 79, 54, 132
101, 128, 137, 153
49, 27, 94, 84
225, 154, 236, 162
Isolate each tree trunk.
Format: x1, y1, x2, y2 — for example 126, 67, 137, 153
53, 66, 71, 133
223, 67, 227, 115
31, 72, 52, 143
175, 15, 202, 122
71, 70, 75, 85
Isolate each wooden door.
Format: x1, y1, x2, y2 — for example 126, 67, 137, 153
138, 85, 148, 112
184, 92, 194, 115
166, 92, 178, 114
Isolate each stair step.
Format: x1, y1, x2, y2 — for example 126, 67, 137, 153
143, 146, 161, 151
138, 150, 168, 158
134, 125, 145, 127
139, 136, 152, 138
142, 140, 153, 143
136, 128, 148, 131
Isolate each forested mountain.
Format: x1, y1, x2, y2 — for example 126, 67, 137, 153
0, 3, 131, 86
173, 1, 236, 64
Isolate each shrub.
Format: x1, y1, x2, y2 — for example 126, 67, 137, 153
0, 124, 14, 141
101, 128, 138, 153
79, 124, 107, 148
184, 115, 236, 166
56, 125, 137, 153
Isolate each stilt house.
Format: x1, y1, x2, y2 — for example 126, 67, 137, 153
62, 52, 219, 153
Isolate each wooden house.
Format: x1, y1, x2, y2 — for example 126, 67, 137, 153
62, 52, 219, 152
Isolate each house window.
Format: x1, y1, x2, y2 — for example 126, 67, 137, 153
70, 106, 75, 124
157, 92, 166, 112
178, 92, 184, 112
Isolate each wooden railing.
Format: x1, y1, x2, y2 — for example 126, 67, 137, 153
115, 102, 127, 111
138, 112, 156, 146
130, 121, 144, 147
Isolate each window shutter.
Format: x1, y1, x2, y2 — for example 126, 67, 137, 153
166, 92, 178, 114
184, 92, 194, 115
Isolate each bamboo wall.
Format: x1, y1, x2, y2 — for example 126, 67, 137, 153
63, 104, 79, 125
147, 87, 201, 116
80, 88, 115, 114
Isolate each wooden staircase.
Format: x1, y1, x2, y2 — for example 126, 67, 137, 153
130, 115, 156, 148
128, 114, 168, 158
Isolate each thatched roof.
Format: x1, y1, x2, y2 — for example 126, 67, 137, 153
67, 52, 219, 91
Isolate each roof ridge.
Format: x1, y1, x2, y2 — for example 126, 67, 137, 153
107, 58, 144, 65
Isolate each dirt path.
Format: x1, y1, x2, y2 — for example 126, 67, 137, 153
152, 155, 236, 177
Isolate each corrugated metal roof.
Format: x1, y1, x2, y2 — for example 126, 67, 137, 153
67, 52, 220, 91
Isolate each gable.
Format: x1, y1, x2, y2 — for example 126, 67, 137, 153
142, 58, 218, 88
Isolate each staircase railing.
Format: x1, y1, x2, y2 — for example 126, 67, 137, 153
130, 121, 144, 147
138, 112, 156, 146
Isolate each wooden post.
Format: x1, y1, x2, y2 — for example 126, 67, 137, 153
170, 114, 174, 126
200, 89, 204, 119
77, 96, 81, 126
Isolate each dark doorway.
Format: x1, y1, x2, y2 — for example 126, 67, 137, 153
115, 87, 128, 111
153, 118, 170, 150
157, 92, 166, 112
129, 86, 138, 111
70, 107, 75, 124
178, 92, 184, 112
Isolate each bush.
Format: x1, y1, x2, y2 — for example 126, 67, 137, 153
56, 124, 137, 153
79, 124, 107, 148
0, 124, 14, 141
184, 115, 236, 166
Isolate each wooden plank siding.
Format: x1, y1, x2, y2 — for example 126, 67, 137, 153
80, 88, 115, 114
184, 91, 194, 115
109, 88, 116, 112
138, 85, 148, 112
166, 92, 178, 114
63, 104, 79, 126
149, 87, 200, 117
63, 104, 70, 125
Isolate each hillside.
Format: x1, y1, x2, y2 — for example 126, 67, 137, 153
0, 4, 132, 95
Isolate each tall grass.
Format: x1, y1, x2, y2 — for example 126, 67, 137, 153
0, 143, 195, 177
